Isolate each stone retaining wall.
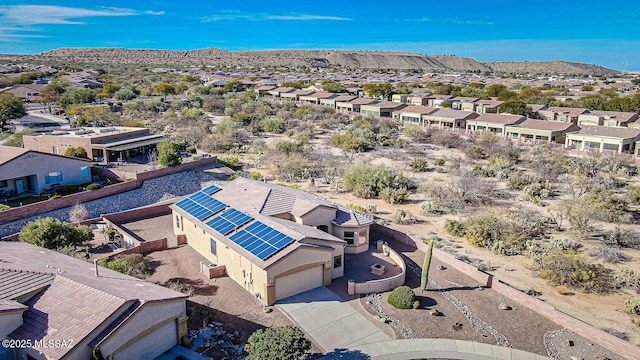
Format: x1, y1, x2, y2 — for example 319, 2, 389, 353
349, 245, 406, 295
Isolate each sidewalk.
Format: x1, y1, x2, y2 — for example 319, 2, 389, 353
276, 287, 391, 353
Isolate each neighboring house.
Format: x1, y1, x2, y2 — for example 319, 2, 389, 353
0, 84, 46, 102
70, 79, 103, 89
0, 145, 92, 195
319, 94, 356, 108
392, 105, 438, 126
0, 241, 187, 360
267, 86, 296, 97
577, 110, 639, 127
422, 109, 479, 130
474, 100, 504, 114
298, 91, 339, 105
426, 94, 453, 108
256, 85, 276, 95
171, 178, 374, 305
465, 114, 526, 136
450, 97, 478, 111
505, 119, 580, 144
23, 127, 164, 164
565, 126, 640, 154
391, 94, 410, 103
335, 98, 379, 113
360, 101, 407, 118
538, 107, 589, 123
407, 95, 430, 106
527, 104, 548, 119
280, 89, 315, 101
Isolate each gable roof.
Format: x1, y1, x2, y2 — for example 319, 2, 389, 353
545, 107, 589, 116
567, 126, 640, 139
0, 268, 55, 300
469, 114, 525, 125
426, 109, 479, 120
0, 145, 91, 167
345, 98, 380, 105
507, 118, 578, 132
0, 298, 27, 313
580, 110, 638, 123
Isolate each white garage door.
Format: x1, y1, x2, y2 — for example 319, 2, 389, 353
275, 265, 324, 301
114, 319, 177, 360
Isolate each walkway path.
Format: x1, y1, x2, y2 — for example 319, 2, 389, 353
276, 287, 391, 353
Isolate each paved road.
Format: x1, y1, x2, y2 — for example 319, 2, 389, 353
276, 287, 391, 353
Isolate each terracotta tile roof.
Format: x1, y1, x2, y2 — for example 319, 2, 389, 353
269, 87, 295, 93
301, 91, 336, 99
0, 268, 55, 300
395, 105, 438, 115
321, 94, 355, 102
545, 107, 589, 116
527, 104, 548, 112
470, 114, 525, 125
568, 126, 640, 139
10, 276, 130, 359
508, 119, 578, 132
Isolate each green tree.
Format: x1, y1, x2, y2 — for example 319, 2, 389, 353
421, 239, 435, 291
260, 117, 286, 134
363, 83, 395, 100
153, 82, 177, 100
59, 87, 96, 108
245, 326, 311, 360
499, 100, 532, 117
321, 79, 345, 93
222, 79, 244, 93
280, 80, 305, 89
0, 93, 26, 132
64, 146, 88, 159
19, 217, 94, 250
157, 139, 182, 167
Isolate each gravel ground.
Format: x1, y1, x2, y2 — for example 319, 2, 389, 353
544, 329, 626, 360
0, 169, 223, 237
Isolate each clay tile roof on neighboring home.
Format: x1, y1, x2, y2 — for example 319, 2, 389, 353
527, 104, 548, 112
569, 126, 640, 139
427, 109, 478, 120
397, 105, 438, 115
306, 91, 336, 99
0, 298, 27, 313
327, 95, 356, 102
0, 145, 29, 166
586, 110, 638, 122
472, 114, 525, 125
293, 89, 315, 96
509, 119, 577, 131
476, 100, 504, 107
347, 98, 379, 105
546, 106, 589, 115
0, 268, 55, 300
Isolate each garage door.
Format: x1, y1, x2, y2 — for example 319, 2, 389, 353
275, 265, 324, 301
114, 319, 177, 360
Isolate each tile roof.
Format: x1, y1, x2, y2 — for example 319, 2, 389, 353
345, 98, 379, 105
476, 100, 504, 108
333, 207, 374, 226
426, 109, 479, 120
0, 145, 29, 166
395, 105, 438, 115
0, 268, 55, 300
0, 298, 27, 313
545, 107, 589, 115
568, 126, 640, 139
470, 114, 525, 125
508, 119, 578, 132
582, 110, 638, 123
10, 276, 130, 359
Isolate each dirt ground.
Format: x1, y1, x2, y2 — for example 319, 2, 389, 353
144, 245, 323, 358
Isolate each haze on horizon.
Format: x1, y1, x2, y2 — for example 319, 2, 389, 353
0, 0, 638, 71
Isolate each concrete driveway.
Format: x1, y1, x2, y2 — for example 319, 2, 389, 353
276, 287, 391, 353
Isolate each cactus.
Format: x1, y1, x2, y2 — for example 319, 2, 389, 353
421, 239, 436, 291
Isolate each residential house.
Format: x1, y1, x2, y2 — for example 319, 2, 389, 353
565, 126, 640, 154
392, 105, 438, 126
267, 87, 296, 98
0, 84, 46, 102
426, 94, 453, 107
171, 178, 373, 305
407, 95, 430, 106
0, 145, 92, 195
256, 85, 276, 96
505, 119, 580, 144
538, 107, 589, 123
474, 100, 504, 114
0, 241, 187, 360
335, 98, 379, 113
422, 109, 479, 130
298, 91, 339, 105
450, 97, 478, 111
23, 127, 164, 164
577, 110, 639, 127
319, 94, 356, 108
391, 94, 410, 103
280, 89, 315, 102
360, 101, 407, 118
527, 104, 548, 119
465, 114, 526, 136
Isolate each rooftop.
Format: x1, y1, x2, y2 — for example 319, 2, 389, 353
568, 126, 640, 139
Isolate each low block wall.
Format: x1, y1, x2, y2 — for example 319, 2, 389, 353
349, 246, 406, 295
102, 203, 172, 225
0, 156, 218, 224
111, 238, 168, 257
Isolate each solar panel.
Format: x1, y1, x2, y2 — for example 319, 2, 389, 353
229, 221, 295, 260
201, 184, 222, 195
206, 208, 253, 235
176, 191, 227, 220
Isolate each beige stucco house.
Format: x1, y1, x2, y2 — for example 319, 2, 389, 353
171, 178, 374, 305
465, 114, 525, 136
577, 110, 638, 127
392, 105, 438, 126
335, 98, 379, 113
505, 119, 580, 144
539, 107, 589, 123
0, 241, 187, 360
422, 109, 479, 130
360, 101, 407, 118
450, 97, 478, 112
565, 126, 640, 154
0, 145, 92, 195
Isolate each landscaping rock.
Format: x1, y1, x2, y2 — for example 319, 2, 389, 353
499, 303, 511, 310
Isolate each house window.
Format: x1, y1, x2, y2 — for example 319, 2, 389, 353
607, 121, 616, 127
81, 166, 90, 177
333, 255, 342, 268
210, 238, 217, 255
175, 215, 180, 229
343, 231, 355, 245
317, 225, 329, 233
0, 180, 7, 188
45, 172, 62, 184
52, 146, 59, 155
511, 133, 519, 140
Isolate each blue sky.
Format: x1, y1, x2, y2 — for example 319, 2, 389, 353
0, 1, 638, 70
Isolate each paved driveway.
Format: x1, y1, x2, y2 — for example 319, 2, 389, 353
276, 287, 391, 353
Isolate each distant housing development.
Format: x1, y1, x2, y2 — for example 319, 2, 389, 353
171, 178, 374, 305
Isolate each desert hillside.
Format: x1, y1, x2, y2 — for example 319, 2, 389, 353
0, 48, 618, 76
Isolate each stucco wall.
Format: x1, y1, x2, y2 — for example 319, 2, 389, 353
0, 152, 91, 193
349, 246, 406, 295
0, 311, 24, 340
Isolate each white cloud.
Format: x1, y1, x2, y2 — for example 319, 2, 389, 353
0, 5, 138, 25
144, 10, 165, 16
201, 11, 351, 23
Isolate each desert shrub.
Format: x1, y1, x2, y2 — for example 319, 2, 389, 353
508, 172, 545, 190
219, 154, 241, 169
379, 187, 410, 204
250, 170, 262, 180
98, 254, 154, 279
245, 326, 311, 360
20, 217, 93, 250
162, 280, 195, 297
589, 244, 626, 263
409, 158, 429, 172
85, 183, 103, 191
444, 219, 466, 237
582, 190, 629, 223
261, 117, 286, 134
387, 286, 416, 309
346, 203, 369, 213
624, 298, 640, 315
616, 266, 640, 291
465, 145, 487, 159
330, 132, 371, 151
601, 327, 629, 341
0, 204, 9, 211
628, 186, 640, 205
343, 164, 414, 199
463, 213, 503, 248
477, 154, 513, 179
429, 130, 461, 148
434, 157, 446, 166
533, 250, 615, 294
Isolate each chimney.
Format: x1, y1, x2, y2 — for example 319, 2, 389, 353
94, 259, 99, 277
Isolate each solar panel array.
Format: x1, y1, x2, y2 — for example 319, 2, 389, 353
229, 221, 295, 260
206, 208, 253, 235
175, 191, 227, 221
201, 184, 222, 195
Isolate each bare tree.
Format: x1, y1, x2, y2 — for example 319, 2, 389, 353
69, 203, 89, 223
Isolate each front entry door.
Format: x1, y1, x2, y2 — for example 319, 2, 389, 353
15, 179, 24, 193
